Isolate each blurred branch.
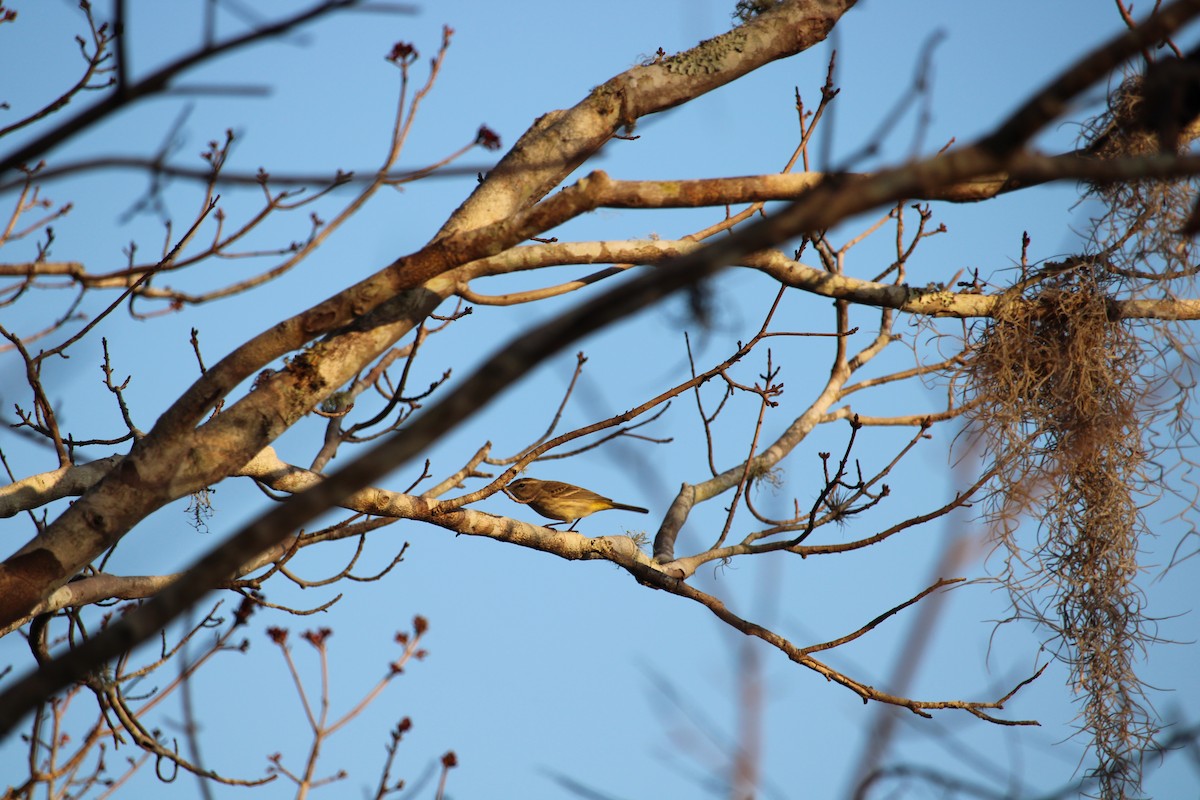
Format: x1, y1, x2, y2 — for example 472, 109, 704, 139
3, 0, 1200, 741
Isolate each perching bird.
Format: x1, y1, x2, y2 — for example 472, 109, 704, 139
504, 477, 648, 530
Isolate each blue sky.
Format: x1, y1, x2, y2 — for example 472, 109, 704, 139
3, 1, 1199, 798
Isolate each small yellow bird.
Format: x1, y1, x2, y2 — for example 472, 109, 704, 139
504, 477, 648, 530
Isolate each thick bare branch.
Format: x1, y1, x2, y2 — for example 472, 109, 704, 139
5, 0, 1200, 759
437, 0, 857, 237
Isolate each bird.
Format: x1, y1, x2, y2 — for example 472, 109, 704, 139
503, 477, 648, 530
